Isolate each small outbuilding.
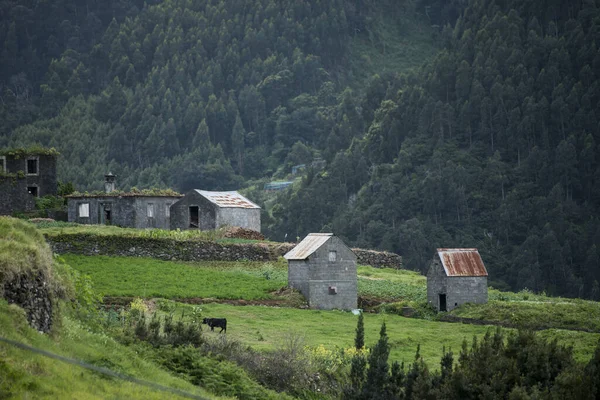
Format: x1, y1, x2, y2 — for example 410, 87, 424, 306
170, 189, 261, 232
284, 233, 357, 310
427, 248, 488, 312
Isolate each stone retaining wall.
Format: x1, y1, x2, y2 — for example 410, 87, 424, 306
3, 271, 53, 332
46, 234, 403, 269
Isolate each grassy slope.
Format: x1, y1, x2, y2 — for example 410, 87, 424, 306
62, 254, 600, 366
0, 301, 223, 399
170, 302, 600, 366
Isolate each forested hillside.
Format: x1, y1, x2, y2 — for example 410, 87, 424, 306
2, 0, 600, 299
269, 0, 600, 299
2, 0, 433, 191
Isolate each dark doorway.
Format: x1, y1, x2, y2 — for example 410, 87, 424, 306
100, 204, 112, 225
104, 209, 112, 225
439, 294, 447, 312
189, 206, 199, 228
27, 186, 38, 197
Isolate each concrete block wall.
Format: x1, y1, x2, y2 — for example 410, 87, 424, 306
288, 259, 309, 299
217, 207, 261, 232
446, 276, 488, 310
308, 280, 357, 310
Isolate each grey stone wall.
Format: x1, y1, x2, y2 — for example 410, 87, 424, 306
170, 191, 217, 231
427, 258, 488, 312
68, 196, 179, 229
47, 234, 277, 262
427, 259, 446, 310
0, 178, 36, 215
3, 271, 53, 332
288, 259, 309, 299
217, 207, 261, 232
0, 154, 57, 215
446, 276, 488, 310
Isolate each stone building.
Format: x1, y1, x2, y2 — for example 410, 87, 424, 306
170, 189, 261, 232
427, 248, 488, 312
67, 174, 182, 229
0, 148, 58, 215
284, 233, 357, 310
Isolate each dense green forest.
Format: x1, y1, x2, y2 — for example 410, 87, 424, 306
1, 0, 599, 299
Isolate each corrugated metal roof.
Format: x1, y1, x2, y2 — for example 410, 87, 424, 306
284, 233, 333, 260
437, 248, 488, 277
195, 190, 260, 209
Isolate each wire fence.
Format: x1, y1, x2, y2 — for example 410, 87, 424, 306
0, 335, 209, 400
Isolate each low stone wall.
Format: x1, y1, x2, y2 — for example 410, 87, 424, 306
3, 271, 53, 332
47, 234, 275, 262
46, 234, 403, 269
352, 248, 402, 269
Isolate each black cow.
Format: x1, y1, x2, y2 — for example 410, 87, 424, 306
202, 317, 227, 333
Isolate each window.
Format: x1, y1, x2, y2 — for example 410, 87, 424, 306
329, 251, 337, 262
0, 156, 5, 173
26, 157, 38, 175
27, 186, 39, 197
147, 203, 154, 218
328, 286, 337, 295
78, 203, 90, 218
165, 203, 171, 218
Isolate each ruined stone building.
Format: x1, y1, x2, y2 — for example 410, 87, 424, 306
170, 189, 261, 232
285, 233, 357, 310
67, 173, 182, 229
427, 248, 488, 312
0, 148, 58, 215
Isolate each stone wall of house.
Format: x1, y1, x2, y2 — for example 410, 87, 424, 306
0, 177, 36, 215
446, 276, 488, 311
3, 271, 53, 333
427, 258, 446, 310
46, 234, 403, 269
217, 207, 261, 232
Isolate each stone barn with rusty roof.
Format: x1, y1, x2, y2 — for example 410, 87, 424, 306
427, 248, 488, 312
170, 189, 261, 232
284, 233, 357, 310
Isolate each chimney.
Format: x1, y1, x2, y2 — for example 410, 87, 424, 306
104, 172, 116, 193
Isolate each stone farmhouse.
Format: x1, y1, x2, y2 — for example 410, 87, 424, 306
427, 248, 488, 312
0, 148, 58, 215
67, 173, 182, 229
284, 233, 357, 310
170, 189, 261, 232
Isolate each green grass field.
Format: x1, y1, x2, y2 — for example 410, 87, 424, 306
61, 255, 287, 300
61, 254, 600, 367
161, 301, 600, 366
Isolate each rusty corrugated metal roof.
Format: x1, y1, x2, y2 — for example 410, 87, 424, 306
195, 190, 260, 209
284, 233, 333, 260
437, 248, 488, 277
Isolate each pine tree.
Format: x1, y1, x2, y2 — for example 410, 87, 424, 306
355, 312, 365, 350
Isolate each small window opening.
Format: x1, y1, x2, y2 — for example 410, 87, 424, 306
27, 186, 39, 197
328, 286, 337, 295
78, 203, 90, 218
165, 203, 171, 218
329, 250, 337, 262
27, 158, 38, 175
147, 203, 154, 218
0, 156, 6, 173
189, 206, 199, 228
